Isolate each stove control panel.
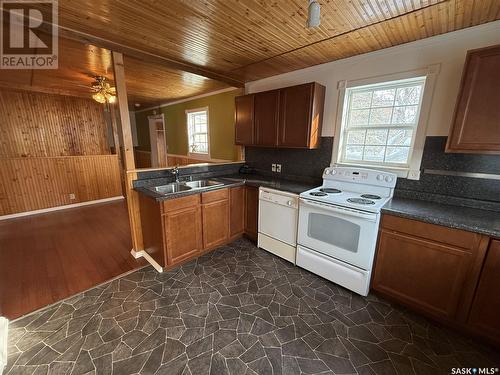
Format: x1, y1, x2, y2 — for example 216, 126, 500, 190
323, 166, 397, 188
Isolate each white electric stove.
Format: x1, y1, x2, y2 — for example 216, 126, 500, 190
296, 166, 397, 296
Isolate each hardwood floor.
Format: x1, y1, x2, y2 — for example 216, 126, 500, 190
0, 200, 145, 320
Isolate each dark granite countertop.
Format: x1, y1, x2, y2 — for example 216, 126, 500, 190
223, 174, 318, 195
134, 173, 318, 202
382, 197, 500, 238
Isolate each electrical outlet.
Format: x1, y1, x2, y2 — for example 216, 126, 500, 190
276, 164, 282, 173
69, 193, 76, 200
271, 163, 277, 172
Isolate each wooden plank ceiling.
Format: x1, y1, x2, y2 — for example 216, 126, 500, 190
0, 35, 230, 108
44, 0, 499, 81
1, 0, 499, 106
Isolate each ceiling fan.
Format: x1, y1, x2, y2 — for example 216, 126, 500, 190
90, 76, 117, 104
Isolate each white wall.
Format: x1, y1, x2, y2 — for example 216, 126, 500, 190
246, 21, 500, 137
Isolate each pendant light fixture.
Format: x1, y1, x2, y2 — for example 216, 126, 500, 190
306, 0, 321, 28
91, 76, 117, 104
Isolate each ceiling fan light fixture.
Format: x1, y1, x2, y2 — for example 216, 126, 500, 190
306, 0, 321, 28
91, 76, 117, 104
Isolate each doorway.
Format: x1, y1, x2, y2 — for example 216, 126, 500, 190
148, 114, 168, 168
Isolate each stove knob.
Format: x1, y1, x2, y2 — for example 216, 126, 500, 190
324, 169, 331, 175
331, 169, 337, 175
287, 200, 293, 206
384, 175, 394, 183
376, 174, 384, 181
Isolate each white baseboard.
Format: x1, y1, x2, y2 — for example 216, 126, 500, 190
130, 249, 163, 272
0, 196, 124, 221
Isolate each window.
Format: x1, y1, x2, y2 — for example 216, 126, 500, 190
186, 108, 209, 155
338, 77, 426, 169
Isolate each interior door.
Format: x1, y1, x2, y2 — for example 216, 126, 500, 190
148, 115, 168, 167
254, 90, 280, 147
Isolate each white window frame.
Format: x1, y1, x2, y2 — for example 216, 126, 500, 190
332, 65, 440, 180
186, 107, 210, 159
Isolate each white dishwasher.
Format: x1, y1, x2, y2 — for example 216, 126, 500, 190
258, 187, 299, 264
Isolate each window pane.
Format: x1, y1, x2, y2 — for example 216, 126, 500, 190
395, 86, 421, 105
346, 130, 366, 144
369, 107, 392, 125
351, 91, 372, 109
345, 146, 364, 161
388, 129, 413, 146
392, 105, 418, 124
372, 89, 395, 107
341, 78, 425, 167
364, 146, 385, 161
365, 129, 388, 145
349, 109, 369, 126
385, 146, 410, 163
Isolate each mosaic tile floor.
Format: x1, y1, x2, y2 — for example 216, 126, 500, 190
5, 239, 500, 375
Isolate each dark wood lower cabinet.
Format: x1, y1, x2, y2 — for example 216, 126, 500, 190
373, 229, 482, 321
164, 203, 203, 265
373, 214, 497, 345
202, 190, 229, 250
139, 187, 243, 269
229, 186, 245, 240
245, 186, 259, 241
467, 239, 500, 341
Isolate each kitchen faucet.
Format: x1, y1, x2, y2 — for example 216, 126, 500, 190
172, 165, 180, 183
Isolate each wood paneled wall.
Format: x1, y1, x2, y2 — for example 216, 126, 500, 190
0, 155, 122, 216
0, 88, 123, 216
0, 89, 111, 157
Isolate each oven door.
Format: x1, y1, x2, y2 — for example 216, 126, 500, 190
298, 198, 380, 270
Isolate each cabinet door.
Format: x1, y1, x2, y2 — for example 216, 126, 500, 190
164, 205, 203, 266
235, 94, 255, 145
245, 186, 259, 241
373, 229, 479, 321
202, 199, 229, 250
229, 186, 245, 239
446, 45, 500, 153
468, 240, 500, 341
254, 90, 280, 147
278, 83, 324, 148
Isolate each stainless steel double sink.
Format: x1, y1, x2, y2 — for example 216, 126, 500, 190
147, 179, 224, 196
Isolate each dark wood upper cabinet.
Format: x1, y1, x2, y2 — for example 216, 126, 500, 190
254, 90, 280, 147
234, 94, 254, 145
278, 82, 325, 148
234, 82, 325, 149
446, 45, 500, 154
468, 239, 500, 342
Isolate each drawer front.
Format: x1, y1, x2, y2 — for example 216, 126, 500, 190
202, 188, 229, 204
162, 194, 200, 213
381, 214, 478, 250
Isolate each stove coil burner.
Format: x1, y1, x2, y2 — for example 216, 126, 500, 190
310, 191, 328, 197
361, 194, 381, 200
347, 197, 375, 205
320, 188, 342, 194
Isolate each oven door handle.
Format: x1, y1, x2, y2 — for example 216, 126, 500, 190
299, 198, 378, 222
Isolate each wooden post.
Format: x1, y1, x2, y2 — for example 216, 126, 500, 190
112, 51, 143, 252
112, 52, 135, 171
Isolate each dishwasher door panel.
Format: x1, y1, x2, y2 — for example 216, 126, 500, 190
258, 199, 298, 246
